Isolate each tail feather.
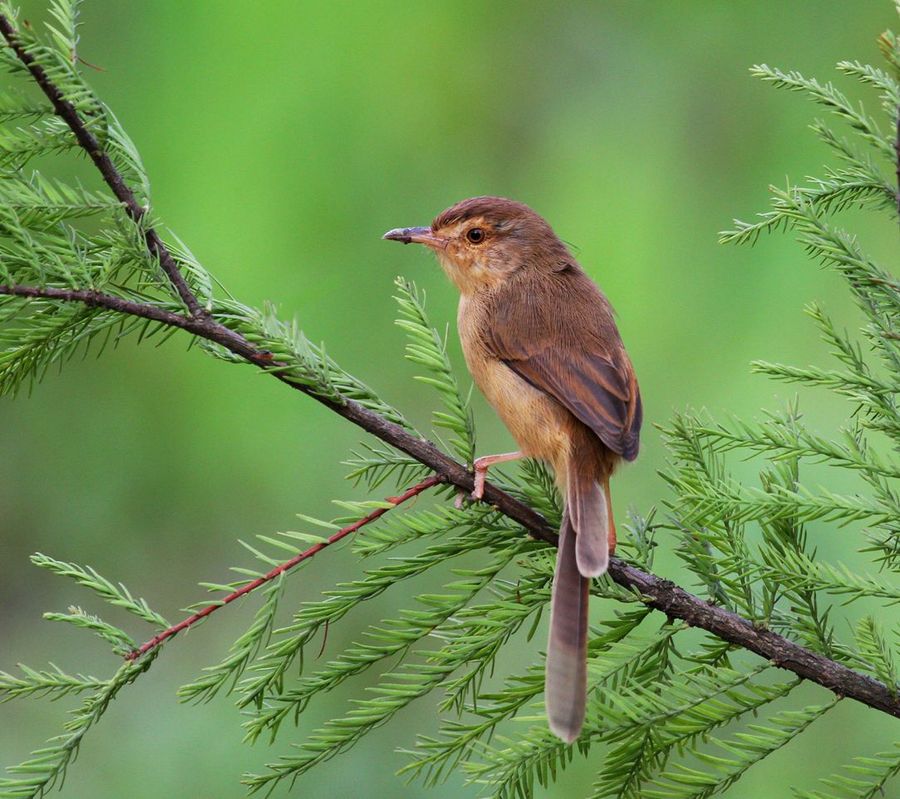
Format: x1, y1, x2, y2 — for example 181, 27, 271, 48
545, 513, 589, 743
547, 457, 615, 742
566, 468, 609, 577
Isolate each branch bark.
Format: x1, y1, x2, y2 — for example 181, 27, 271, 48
0, 285, 197, 329
1, 12, 897, 722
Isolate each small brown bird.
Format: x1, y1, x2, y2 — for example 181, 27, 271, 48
383, 196, 641, 742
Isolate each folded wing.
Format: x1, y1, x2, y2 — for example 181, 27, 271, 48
483, 269, 642, 460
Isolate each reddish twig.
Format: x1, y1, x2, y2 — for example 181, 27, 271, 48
126, 475, 442, 661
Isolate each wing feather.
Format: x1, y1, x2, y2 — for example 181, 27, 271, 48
483, 269, 641, 460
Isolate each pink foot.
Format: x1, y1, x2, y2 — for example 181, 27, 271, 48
471, 451, 523, 500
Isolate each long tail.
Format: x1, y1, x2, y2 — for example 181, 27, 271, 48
545, 512, 589, 743
546, 462, 614, 742
566, 467, 610, 577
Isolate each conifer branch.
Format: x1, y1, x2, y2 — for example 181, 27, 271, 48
126, 474, 443, 661
0, 655, 157, 798
0, 5, 896, 732
6, 288, 895, 728
0, 283, 195, 329
0, 12, 204, 317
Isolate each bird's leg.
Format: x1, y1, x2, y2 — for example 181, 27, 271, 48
471, 451, 523, 500
603, 479, 616, 555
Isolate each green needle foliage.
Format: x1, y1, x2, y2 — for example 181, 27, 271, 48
644, 700, 840, 799
0, 555, 163, 798
792, 743, 900, 799
394, 276, 476, 464
0, 2, 898, 799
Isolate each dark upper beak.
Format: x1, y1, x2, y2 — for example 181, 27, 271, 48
382, 226, 447, 249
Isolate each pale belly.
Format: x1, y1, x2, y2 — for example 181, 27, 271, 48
471, 353, 572, 465
457, 303, 573, 475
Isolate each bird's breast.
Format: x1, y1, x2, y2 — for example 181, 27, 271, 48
457, 296, 573, 473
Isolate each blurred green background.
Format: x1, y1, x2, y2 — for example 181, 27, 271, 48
1, 2, 897, 797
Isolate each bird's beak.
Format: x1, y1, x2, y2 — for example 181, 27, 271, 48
382, 226, 447, 249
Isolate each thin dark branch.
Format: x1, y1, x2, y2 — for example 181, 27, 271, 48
0, 285, 555, 538
0, 284, 195, 329
126, 475, 443, 661
23, 275, 887, 722
0, 14, 204, 318
0, 11, 897, 724
610, 560, 899, 718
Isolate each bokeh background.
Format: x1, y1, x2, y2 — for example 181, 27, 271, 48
1, 2, 897, 797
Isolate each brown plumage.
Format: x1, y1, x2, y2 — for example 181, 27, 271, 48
383, 196, 642, 742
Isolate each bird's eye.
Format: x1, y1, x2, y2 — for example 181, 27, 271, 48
466, 227, 485, 244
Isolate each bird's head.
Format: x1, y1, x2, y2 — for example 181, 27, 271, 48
383, 196, 572, 294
